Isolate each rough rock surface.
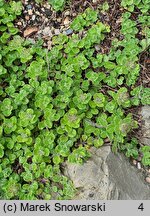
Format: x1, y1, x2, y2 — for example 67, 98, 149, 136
141, 106, 150, 146
64, 146, 150, 200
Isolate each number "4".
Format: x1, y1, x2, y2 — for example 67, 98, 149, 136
138, 203, 144, 211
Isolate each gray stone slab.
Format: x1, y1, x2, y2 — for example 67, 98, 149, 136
107, 152, 150, 200
64, 146, 150, 200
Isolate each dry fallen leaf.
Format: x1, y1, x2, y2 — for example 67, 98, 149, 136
23, 26, 38, 37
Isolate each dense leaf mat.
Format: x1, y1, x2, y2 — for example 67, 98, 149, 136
0, 0, 150, 199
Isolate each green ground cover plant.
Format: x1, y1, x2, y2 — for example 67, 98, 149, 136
35, 0, 69, 11
48, 0, 66, 11
0, 0, 150, 199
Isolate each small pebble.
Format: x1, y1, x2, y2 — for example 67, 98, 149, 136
64, 11, 70, 16
22, 20, 26, 27
41, 15, 46, 20
57, 18, 62, 23
64, 17, 70, 25
28, 9, 33, 15
132, 159, 137, 166
25, 15, 30, 21
137, 162, 142, 169
65, 29, 73, 35
17, 21, 22, 26
51, 26, 55, 33
43, 27, 51, 36
25, 0, 29, 4
93, 0, 98, 3
35, 11, 40, 15
44, 3, 50, 9
146, 176, 150, 184
54, 29, 60, 35
26, 5, 32, 10
53, 17, 56, 21
32, 15, 36, 21
148, 169, 150, 173
72, 13, 77, 17
45, 18, 49, 23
